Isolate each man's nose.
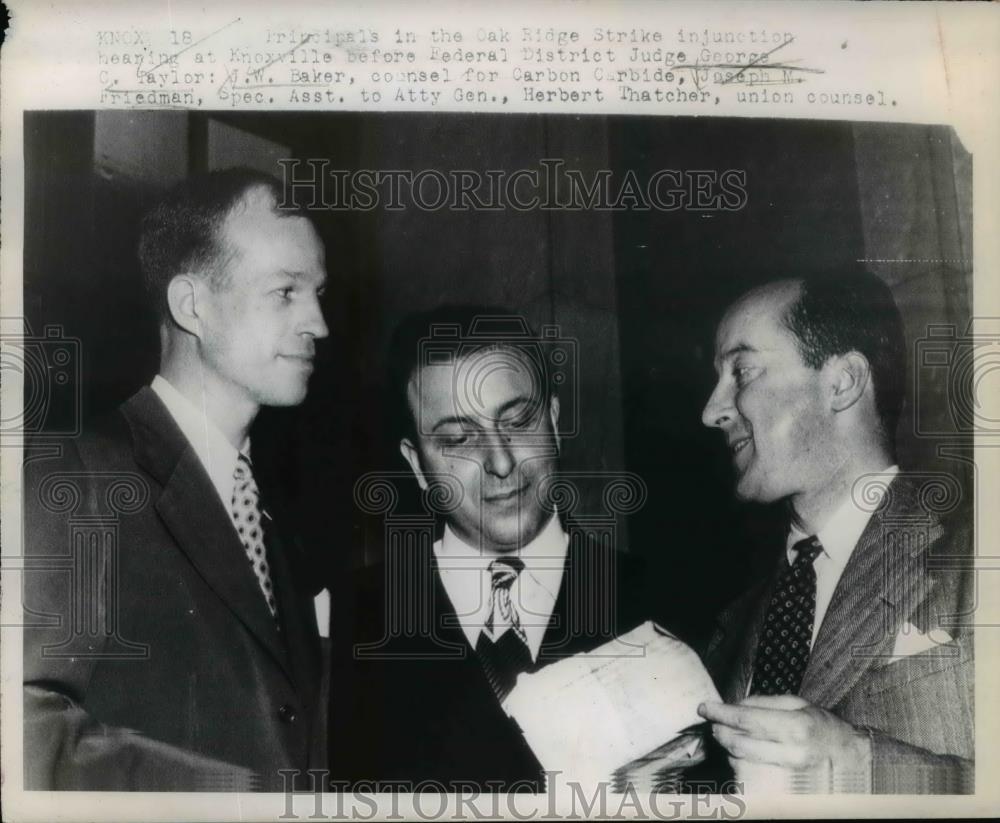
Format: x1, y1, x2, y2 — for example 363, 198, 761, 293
701, 380, 733, 429
301, 295, 329, 339
481, 430, 515, 479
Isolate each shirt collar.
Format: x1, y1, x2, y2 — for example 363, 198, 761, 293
787, 465, 899, 567
151, 375, 250, 508
434, 512, 569, 658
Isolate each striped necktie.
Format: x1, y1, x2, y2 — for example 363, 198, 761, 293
476, 556, 532, 701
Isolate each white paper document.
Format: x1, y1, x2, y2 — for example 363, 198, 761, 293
503, 621, 721, 782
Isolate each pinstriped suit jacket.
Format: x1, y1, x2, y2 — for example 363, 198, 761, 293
704, 474, 974, 793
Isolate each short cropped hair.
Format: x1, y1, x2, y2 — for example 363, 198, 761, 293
137, 167, 294, 320
782, 267, 906, 442
385, 305, 553, 445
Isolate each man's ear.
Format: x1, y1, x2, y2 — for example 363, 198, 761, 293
399, 438, 428, 491
166, 274, 203, 337
829, 351, 871, 413
548, 395, 561, 452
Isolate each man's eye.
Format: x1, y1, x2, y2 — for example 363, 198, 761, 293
275, 287, 294, 300
501, 414, 534, 431
437, 430, 471, 447
502, 403, 544, 430
734, 366, 756, 387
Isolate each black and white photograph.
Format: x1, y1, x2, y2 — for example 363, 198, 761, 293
2, 2, 998, 821
16, 107, 976, 792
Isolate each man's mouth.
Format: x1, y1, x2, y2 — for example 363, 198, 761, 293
280, 354, 315, 369
729, 436, 751, 456
484, 485, 528, 504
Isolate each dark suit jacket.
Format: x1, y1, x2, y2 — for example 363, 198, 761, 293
704, 474, 974, 793
23, 387, 326, 791
330, 525, 659, 791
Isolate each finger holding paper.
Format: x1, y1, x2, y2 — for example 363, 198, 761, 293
698, 696, 871, 790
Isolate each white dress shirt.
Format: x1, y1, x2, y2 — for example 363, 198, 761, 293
786, 465, 900, 645
433, 513, 569, 662
151, 375, 250, 510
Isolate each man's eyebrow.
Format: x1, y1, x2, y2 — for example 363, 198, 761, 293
718, 343, 756, 362
431, 415, 482, 433
276, 269, 328, 286
429, 395, 536, 433
495, 395, 536, 417
713, 342, 757, 370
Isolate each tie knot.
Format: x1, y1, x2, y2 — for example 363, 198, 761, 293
234, 453, 253, 481
792, 536, 823, 566
488, 556, 524, 590
232, 454, 265, 516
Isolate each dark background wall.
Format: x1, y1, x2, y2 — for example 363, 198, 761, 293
23, 111, 972, 647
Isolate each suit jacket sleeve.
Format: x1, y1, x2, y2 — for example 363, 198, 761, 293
22, 443, 256, 791
865, 729, 973, 794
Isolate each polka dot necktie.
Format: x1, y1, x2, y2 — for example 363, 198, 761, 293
230, 454, 277, 618
476, 557, 533, 701
749, 536, 824, 696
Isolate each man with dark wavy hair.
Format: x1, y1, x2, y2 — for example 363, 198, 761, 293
699, 268, 973, 793
24, 168, 329, 790
334, 306, 660, 790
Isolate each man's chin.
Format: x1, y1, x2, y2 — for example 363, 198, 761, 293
257, 384, 309, 408
485, 518, 549, 552
734, 476, 782, 505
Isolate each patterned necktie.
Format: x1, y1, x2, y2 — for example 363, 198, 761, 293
749, 536, 824, 696
476, 556, 532, 701
229, 454, 277, 618
484, 557, 529, 644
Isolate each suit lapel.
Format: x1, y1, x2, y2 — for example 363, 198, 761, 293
539, 526, 616, 662
537, 532, 573, 659
536, 527, 627, 661
123, 388, 294, 682
429, 553, 493, 660
705, 554, 785, 703
800, 477, 940, 708
263, 515, 319, 691
720, 567, 783, 702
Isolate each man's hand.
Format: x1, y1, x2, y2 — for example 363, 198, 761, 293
698, 696, 872, 791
